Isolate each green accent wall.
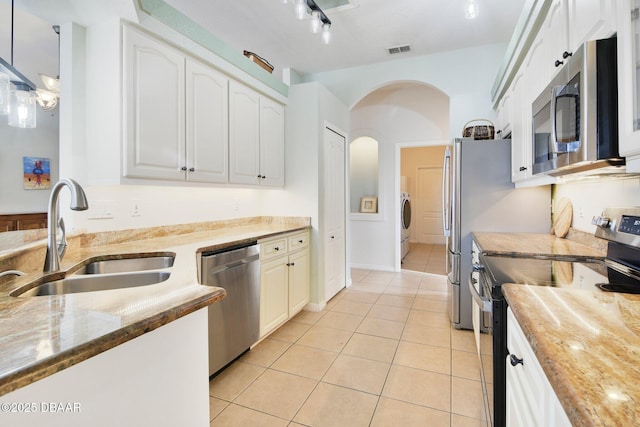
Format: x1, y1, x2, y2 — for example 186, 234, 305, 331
138, 0, 288, 97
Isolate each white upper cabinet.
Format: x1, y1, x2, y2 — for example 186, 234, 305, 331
122, 24, 284, 186
259, 96, 285, 187
229, 80, 285, 187
123, 25, 186, 181
185, 57, 229, 183
617, 0, 640, 167
123, 26, 229, 183
567, 0, 617, 48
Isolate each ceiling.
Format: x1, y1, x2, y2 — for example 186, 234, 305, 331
2, 0, 527, 80
163, 0, 528, 78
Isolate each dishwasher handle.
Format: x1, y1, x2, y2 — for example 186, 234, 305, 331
204, 253, 260, 276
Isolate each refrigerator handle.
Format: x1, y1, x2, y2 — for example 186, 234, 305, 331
442, 148, 451, 237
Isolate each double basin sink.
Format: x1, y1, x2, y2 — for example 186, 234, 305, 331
12, 254, 175, 297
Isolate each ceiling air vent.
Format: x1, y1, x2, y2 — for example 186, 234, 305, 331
387, 44, 411, 55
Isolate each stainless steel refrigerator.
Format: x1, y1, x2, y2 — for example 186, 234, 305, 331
442, 138, 550, 330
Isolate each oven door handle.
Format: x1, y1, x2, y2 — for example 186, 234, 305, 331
469, 264, 492, 313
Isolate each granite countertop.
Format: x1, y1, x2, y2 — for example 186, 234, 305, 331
473, 231, 606, 260
503, 284, 640, 426
0, 217, 310, 397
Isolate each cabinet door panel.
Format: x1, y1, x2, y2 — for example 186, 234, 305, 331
186, 58, 229, 183
260, 258, 289, 337
229, 81, 260, 185
567, 0, 616, 49
123, 27, 185, 180
288, 249, 310, 314
259, 97, 285, 187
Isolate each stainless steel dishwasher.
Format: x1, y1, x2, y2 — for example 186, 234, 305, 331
200, 242, 260, 377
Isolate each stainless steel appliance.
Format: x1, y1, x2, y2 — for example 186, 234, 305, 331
442, 138, 550, 330
401, 192, 411, 260
473, 206, 640, 427
532, 37, 622, 176
200, 242, 260, 377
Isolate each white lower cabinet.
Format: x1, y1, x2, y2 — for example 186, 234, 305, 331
506, 308, 571, 427
259, 231, 310, 337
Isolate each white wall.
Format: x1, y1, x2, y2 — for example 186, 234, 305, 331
0, 107, 59, 214
303, 43, 507, 138
0, 4, 60, 214
553, 176, 640, 233
349, 82, 451, 271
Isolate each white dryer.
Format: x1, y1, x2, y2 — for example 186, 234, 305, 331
401, 192, 411, 259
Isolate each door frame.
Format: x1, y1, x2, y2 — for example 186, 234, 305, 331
396, 140, 451, 271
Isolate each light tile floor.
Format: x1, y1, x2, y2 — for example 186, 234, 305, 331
402, 243, 447, 275
209, 265, 488, 426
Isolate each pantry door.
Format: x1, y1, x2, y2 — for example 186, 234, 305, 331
323, 126, 346, 301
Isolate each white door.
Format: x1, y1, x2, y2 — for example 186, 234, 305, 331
416, 166, 445, 244
323, 126, 346, 301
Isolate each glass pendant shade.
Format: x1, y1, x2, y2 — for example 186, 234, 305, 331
39, 73, 60, 93
310, 11, 321, 33
465, 0, 479, 19
9, 85, 36, 128
322, 23, 331, 44
294, 0, 307, 20
0, 72, 9, 115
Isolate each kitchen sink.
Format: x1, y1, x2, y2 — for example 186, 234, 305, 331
74, 255, 175, 275
11, 253, 176, 297
13, 270, 171, 297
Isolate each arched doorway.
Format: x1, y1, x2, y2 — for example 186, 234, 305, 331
349, 81, 450, 273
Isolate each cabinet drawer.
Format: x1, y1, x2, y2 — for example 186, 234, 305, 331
288, 232, 309, 251
261, 238, 287, 259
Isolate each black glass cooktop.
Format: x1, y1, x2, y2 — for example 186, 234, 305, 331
480, 255, 609, 291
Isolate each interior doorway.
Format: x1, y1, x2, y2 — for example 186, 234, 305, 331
400, 145, 447, 274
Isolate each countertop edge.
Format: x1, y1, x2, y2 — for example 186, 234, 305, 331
503, 285, 597, 427
0, 287, 225, 397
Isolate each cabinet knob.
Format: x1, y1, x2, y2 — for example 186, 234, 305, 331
298, 239, 303, 243
274, 246, 280, 251
330, 236, 335, 239
509, 354, 524, 366
290, 262, 295, 266
554, 59, 563, 67
562, 51, 572, 59
181, 166, 187, 171
257, 174, 263, 179
189, 167, 195, 172
519, 166, 527, 172
261, 175, 266, 179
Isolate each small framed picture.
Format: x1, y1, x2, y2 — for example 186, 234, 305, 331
360, 196, 378, 213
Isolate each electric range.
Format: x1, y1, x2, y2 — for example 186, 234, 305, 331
472, 207, 640, 427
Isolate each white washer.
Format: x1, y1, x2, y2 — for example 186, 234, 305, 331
401, 192, 411, 259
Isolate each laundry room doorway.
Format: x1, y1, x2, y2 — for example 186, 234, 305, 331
400, 145, 447, 275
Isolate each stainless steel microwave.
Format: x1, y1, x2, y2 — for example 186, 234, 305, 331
532, 37, 624, 176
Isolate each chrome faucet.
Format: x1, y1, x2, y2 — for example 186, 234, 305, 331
44, 179, 89, 272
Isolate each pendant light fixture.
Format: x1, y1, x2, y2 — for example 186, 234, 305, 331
1, 0, 38, 128
284, 0, 332, 44
36, 25, 60, 111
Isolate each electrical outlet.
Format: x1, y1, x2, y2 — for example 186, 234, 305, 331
131, 199, 141, 217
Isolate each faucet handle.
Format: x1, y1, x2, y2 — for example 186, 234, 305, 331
57, 217, 68, 260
